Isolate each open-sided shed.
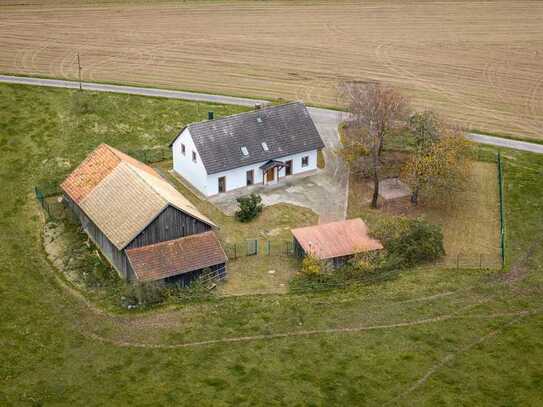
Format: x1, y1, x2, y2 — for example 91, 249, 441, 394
291, 218, 383, 267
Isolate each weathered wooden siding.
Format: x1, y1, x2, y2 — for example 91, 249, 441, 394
292, 237, 351, 268
64, 197, 212, 282
63, 194, 134, 280
126, 205, 211, 250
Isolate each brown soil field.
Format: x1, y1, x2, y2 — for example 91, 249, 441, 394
1, 0, 543, 138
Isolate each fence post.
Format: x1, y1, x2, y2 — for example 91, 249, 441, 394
497, 152, 506, 270
456, 254, 460, 271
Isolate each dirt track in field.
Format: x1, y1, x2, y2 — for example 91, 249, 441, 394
1, 0, 543, 138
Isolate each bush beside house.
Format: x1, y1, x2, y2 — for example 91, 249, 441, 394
235, 194, 263, 222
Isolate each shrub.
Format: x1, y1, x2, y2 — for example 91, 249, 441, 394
235, 193, 263, 222
163, 279, 213, 303
121, 281, 166, 307
373, 216, 445, 268
289, 269, 343, 293
301, 254, 323, 275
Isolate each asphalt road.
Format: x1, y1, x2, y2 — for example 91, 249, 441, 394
1, 74, 542, 154
466, 133, 543, 154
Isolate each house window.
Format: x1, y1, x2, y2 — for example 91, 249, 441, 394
301, 155, 309, 167
181, 143, 186, 155
261, 142, 269, 151
241, 146, 249, 156
246, 169, 254, 186
192, 151, 197, 163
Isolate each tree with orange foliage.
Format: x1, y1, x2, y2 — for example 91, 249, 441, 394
401, 111, 471, 205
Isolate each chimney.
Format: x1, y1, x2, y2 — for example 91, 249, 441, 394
208, 111, 214, 120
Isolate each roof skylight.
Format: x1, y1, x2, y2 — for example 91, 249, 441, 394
241, 146, 249, 156
257, 117, 263, 123
261, 142, 269, 151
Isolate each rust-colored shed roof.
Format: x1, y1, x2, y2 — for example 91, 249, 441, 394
291, 218, 383, 260
125, 231, 227, 282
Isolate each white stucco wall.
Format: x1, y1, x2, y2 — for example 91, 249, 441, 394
206, 149, 318, 196
172, 128, 209, 195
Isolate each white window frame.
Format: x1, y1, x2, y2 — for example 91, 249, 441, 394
301, 155, 309, 168
192, 151, 197, 163
181, 143, 186, 155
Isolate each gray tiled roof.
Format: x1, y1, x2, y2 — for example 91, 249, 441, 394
177, 102, 324, 175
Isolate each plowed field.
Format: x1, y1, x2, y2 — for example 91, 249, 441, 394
2, 0, 543, 138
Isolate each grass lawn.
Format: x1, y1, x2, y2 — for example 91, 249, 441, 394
2, 83, 543, 405
155, 161, 316, 295
348, 159, 501, 268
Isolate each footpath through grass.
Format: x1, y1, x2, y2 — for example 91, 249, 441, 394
2, 83, 543, 405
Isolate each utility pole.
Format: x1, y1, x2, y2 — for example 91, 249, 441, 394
76, 51, 82, 91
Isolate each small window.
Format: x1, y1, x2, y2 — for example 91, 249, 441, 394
301, 155, 309, 167
192, 151, 197, 163
261, 142, 269, 151
257, 117, 263, 123
181, 143, 186, 155
241, 146, 249, 156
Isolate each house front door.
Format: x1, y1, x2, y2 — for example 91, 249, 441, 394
266, 168, 275, 183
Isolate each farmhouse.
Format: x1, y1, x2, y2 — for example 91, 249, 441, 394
170, 102, 325, 197
61, 144, 227, 283
291, 218, 383, 267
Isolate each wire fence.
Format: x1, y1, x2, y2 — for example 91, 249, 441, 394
34, 187, 68, 220
224, 239, 295, 259
434, 253, 502, 270
125, 146, 172, 164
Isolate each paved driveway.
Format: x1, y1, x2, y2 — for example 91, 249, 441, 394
210, 108, 349, 223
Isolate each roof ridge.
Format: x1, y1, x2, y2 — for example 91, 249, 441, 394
123, 162, 215, 228
126, 230, 215, 253
188, 101, 305, 128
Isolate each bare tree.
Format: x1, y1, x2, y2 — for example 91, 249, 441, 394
339, 81, 410, 208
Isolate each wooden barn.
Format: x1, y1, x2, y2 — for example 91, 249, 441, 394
291, 218, 383, 267
61, 144, 227, 283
